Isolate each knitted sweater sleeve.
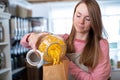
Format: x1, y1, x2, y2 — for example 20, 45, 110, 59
20, 33, 32, 49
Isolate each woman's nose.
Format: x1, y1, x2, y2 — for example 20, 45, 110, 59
80, 17, 85, 24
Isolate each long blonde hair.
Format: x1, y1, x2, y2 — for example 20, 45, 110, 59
66, 0, 106, 68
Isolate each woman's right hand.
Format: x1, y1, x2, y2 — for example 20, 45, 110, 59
28, 32, 49, 51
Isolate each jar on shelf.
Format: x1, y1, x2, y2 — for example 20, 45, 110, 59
0, 49, 5, 69
0, 2, 5, 12
0, 22, 4, 42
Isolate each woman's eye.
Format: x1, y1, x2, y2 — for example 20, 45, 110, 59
85, 17, 90, 21
76, 15, 81, 17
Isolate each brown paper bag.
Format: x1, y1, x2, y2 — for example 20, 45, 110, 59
43, 60, 69, 80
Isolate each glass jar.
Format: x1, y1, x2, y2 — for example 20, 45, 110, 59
38, 34, 66, 64
26, 49, 44, 68
0, 22, 4, 42
26, 34, 67, 66
0, 50, 5, 69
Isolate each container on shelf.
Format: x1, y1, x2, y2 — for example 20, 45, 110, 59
0, 2, 5, 12
0, 49, 5, 69
0, 22, 4, 42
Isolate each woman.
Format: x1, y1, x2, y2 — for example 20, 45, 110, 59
20, 0, 111, 80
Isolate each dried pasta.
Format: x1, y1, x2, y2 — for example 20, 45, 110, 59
38, 34, 66, 64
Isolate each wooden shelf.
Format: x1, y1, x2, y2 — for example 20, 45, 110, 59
12, 67, 26, 75
112, 68, 120, 72
0, 68, 11, 74
0, 12, 12, 80
0, 42, 9, 46
0, 12, 11, 19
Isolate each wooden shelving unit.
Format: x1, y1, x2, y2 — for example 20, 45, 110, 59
0, 12, 12, 80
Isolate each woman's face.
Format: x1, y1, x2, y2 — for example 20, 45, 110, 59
74, 3, 91, 34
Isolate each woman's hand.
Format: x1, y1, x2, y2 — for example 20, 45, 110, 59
28, 32, 49, 51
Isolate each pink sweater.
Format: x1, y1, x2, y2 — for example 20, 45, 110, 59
20, 33, 111, 80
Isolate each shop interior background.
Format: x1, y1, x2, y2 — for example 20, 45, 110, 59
0, 0, 120, 80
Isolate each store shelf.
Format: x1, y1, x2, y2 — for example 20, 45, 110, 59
0, 68, 11, 74
112, 68, 120, 72
0, 42, 9, 46
0, 12, 12, 80
12, 67, 26, 75
0, 12, 11, 19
